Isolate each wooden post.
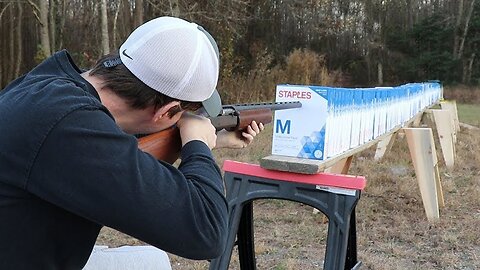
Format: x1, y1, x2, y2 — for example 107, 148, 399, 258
412, 111, 424, 127
404, 128, 444, 221
440, 100, 460, 135
441, 102, 458, 144
432, 109, 456, 170
374, 133, 396, 161
324, 156, 353, 174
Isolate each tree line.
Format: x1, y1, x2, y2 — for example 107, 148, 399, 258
1, 0, 479, 90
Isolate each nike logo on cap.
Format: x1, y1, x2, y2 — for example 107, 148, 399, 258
122, 49, 133, 60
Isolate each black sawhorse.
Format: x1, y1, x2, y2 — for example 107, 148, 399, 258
209, 160, 366, 270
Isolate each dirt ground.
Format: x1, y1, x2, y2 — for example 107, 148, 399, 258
97, 123, 480, 270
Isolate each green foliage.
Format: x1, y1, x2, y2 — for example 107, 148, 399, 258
384, 5, 480, 86
385, 13, 457, 83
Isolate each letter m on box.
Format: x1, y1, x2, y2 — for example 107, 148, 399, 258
276, 119, 291, 134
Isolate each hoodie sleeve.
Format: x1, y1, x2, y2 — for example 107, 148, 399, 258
27, 106, 228, 259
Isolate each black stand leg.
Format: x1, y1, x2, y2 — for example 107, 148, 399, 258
238, 202, 256, 270
345, 208, 357, 269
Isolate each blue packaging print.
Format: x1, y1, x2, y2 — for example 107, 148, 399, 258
339, 88, 352, 154
380, 88, 389, 135
298, 129, 326, 159
350, 90, 363, 148
364, 89, 375, 143
324, 87, 336, 158
372, 87, 388, 139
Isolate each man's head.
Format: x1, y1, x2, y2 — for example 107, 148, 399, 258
90, 16, 222, 118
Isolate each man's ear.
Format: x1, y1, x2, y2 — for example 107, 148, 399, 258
153, 101, 180, 122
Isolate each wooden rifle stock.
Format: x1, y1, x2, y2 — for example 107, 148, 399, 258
137, 126, 181, 164
137, 101, 301, 163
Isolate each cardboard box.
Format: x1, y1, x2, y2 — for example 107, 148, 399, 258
272, 84, 329, 160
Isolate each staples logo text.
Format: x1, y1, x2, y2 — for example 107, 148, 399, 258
278, 90, 312, 99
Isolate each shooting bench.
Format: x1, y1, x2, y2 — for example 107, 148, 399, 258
209, 160, 366, 270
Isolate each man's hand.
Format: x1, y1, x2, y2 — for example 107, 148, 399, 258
215, 121, 264, 149
177, 112, 217, 149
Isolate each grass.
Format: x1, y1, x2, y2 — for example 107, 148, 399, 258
457, 103, 480, 127
97, 102, 480, 270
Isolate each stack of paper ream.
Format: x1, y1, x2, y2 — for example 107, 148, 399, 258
272, 82, 443, 160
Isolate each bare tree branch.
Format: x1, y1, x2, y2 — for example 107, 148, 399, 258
25, 0, 41, 23
0, 2, 11, 20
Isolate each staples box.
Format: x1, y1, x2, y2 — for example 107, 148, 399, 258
272, 84, 329, 160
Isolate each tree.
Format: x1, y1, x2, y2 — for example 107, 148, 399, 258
134, 0, 143, 27
100, 0, 110, 54
15, 1, 23, 78
37, 0, 51, 57
1, 0, 480, 90
1, 2, 13, 86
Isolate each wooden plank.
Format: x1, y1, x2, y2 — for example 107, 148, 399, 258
432, 109, 456, 170
374, 133, 396, 161
412, 111, 424, 127
440, 100, 460, 133
404, 128, 442, 221
426, 126, 445, 208
460, 122, 480, 131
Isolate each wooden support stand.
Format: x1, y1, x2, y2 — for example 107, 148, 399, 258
440, 100, 460, 135
325, 156, 353, 174
373, 133, 396, 161
431, 109, 456, 170
404, 128, 445, 221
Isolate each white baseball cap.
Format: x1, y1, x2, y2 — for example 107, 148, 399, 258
119, 16, 222, 116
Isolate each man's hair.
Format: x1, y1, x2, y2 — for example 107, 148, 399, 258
89, 54, 202, 117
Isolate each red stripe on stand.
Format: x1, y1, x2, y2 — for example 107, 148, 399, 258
223, 160, 366, 191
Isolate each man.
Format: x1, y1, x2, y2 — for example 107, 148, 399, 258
0, 16, 263, 269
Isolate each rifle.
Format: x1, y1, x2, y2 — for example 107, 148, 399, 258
137, 101, 302, 163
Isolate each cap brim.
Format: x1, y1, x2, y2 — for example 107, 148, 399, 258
201, 89, 222, 117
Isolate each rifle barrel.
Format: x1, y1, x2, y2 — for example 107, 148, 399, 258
227, 101, 302, 111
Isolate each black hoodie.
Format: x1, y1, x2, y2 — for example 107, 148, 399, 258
0, 50, 228, 269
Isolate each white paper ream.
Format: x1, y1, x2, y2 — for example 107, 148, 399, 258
272, 85, 328, 160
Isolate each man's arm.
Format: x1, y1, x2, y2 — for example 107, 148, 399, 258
28, 107, 228, 259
